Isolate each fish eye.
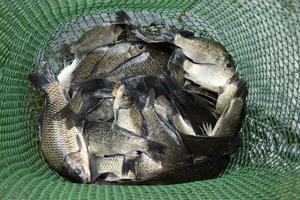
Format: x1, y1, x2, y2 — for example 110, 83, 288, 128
74, 166, 81, 175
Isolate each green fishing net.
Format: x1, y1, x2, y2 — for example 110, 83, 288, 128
0, 0, 299, 199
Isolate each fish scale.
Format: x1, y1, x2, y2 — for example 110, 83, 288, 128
71, 46, 109, 85
91, 42, 148, 77
41, 83, 84, 170
106, 47, 171, 81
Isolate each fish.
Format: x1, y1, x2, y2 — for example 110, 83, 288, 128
141, 89, 191, 167
154, 95, 196, 136
56, 79, 117, 127
61, 23, 124, 55
28, 63, 90, 183
70, 46, 110, 86
85, 122, 166, 162
174, 53, 237, 94
86, 98, 114, 123
167, 49, 186, 89
113, 85, 144, 136
89, 42, 149, 78
117, 11, 232, 66
90, 154, 137, 182
103, 47, 172, 81
58, 53, 84, 91
205, 80, 247, 137
161, 28, 232, 66
125, 21, 232, 67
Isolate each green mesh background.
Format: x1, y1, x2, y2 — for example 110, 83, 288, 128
0, 0, 300, 199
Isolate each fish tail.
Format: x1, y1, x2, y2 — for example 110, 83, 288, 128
167, 50, 186, 89
116, 10, 133, 26
28, 62, 57, 90
60, 43, 73, 55
122, 156, 138, 176
145, 140, 167, 163
89, 154, 101, 182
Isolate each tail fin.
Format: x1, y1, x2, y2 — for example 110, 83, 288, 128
116, 10, 133, 26
28, 63, 57, 90
145, 140, 166, 163
60, 44, 73, 55
167, 50, 186, 89
160, 27, 177, 43
122, 154, 138, 176
89, 154, 101, 183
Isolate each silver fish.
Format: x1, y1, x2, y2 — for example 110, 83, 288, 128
28, 63, 90, 183
62, 24, 124, 54
90, 42, 148, 78
85, 122, 165, 162
182, 59, 237, 94
168, 31, 231, 66
70, 46, 110, 86
104, 47, 172, 81
90, 154, 136, 182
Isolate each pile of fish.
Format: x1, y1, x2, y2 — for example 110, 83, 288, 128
28, 11, 247, 184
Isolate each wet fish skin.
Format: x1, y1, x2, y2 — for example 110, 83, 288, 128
105, 47, 172, 81
90, 154, 136, 182
71, 46, 110, 86
182, 59, 237, 94
172, 33, 231, 66
206, 97, 244, 137
91, 42, 149, 78
85, 122, 165, 162
28, 63, 90, 183
113, 85, 144, 136
62, 24, 124, 55
142, 89, 190, 167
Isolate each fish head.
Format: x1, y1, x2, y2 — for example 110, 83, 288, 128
130, 43, 147, 55
63, 152, 91, 183
115, 84, 134, 109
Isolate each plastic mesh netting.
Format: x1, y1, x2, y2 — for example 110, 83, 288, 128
0, 0, 299, 199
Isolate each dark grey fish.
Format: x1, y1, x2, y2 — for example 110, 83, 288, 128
56, 79, 117, 127
154, 95, 196, 136
141, 89, 190, 167
28, 63, 90, 183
